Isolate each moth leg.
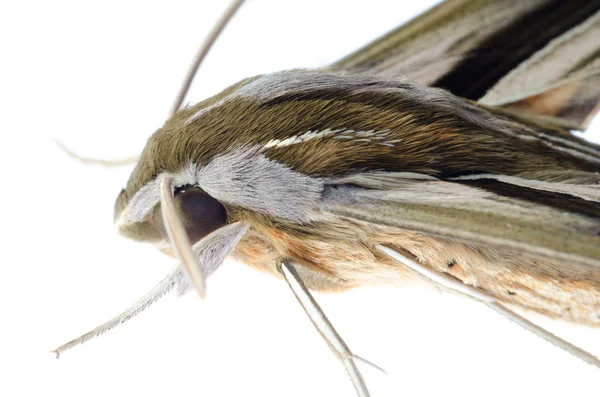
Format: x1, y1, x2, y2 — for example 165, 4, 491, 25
54, 139, 138, 167
52, 266, 183, 358
376, 244, 600, 369
278, 258, 382, 397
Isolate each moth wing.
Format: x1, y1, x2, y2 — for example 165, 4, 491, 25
330, 0, 600, 130
322, 172, 600, 268
481, 11, 600, 130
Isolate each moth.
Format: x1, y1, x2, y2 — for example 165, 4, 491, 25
54, 1, 600, 396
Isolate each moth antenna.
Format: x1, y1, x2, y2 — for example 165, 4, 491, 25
376, 245, 600, 369
278, 258, 381, 397
169, 0, 247, 116
160, 176, 207, 297
52, 266, 182, 358
54, 139, 138, 167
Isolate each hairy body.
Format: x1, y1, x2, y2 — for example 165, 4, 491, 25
115, 71, 600, 326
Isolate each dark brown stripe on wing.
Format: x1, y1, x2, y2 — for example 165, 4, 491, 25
435, 0, 600, 100
457, 178, 600, 221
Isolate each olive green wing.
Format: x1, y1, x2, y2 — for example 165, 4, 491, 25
331, 0, 600, 131
321, 172, 600, 268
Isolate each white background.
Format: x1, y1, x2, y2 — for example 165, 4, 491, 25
2, 1, 600, 396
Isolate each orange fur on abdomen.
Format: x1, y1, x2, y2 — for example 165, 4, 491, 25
233, 214, 600, 325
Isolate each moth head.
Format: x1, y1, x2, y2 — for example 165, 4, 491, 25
112, 78, 252, 246
114, 72, 345, 245
111, 72, 327, 294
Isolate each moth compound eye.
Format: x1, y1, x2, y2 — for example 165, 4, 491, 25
152, 185, 227, 244
176, 185, 228, 243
